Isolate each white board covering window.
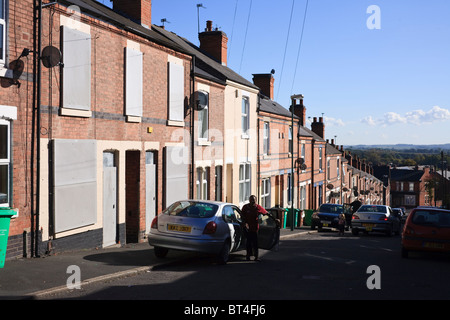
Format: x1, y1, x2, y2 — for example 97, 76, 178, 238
168, 62, 185, 122
53, 139, 97, 233
61, 26, 91, 111
125, 47, 143, 117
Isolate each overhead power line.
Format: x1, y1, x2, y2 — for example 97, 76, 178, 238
239, 0, 253, 73
290, 0, 309, 95
276, 0, 296, 101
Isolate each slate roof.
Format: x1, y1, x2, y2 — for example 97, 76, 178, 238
152, 25, 258, 90
326, 143, 343, 155
390, 169, 425, 182
258, 94, 298, 118
59, 0, 188, 55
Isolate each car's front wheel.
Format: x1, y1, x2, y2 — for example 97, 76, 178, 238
154, 246, 169, 258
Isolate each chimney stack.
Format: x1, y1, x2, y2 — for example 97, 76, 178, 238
113, 0, 152, 29
311, 116, 325, 138
253, 73, 274, 100
290, 94, 306, 126
199, 20, 228, 66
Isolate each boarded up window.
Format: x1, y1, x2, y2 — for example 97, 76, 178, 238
53, 139, 97, 233
61, 26, 91, 111
125, 47, 143, 117
165, 146, 188, 207
168, 62, 184, 122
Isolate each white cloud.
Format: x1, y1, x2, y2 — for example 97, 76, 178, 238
361, 116, 377, 126
324, 116, 345, 127
361, 106, 450, 126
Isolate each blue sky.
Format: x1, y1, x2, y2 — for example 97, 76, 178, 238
96, 0, 450, 146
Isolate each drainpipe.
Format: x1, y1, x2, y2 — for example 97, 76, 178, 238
190, 54, 195, 199
30, 0, 43, 258
256, 94, 260, 202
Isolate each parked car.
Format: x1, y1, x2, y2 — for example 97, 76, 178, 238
351, 205, 401, 236
401, 206, 450, 258
147, 200, 280, 264
311, 203, 350, 231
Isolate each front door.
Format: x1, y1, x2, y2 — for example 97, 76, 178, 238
103, 152, 117, 247
146, 163, 156, 234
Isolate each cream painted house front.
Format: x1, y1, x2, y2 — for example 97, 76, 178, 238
223, 81, 259, 207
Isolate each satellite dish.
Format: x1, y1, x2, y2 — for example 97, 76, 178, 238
41, 46, 62, 68
195, 91, 208, 111
300, 164, 307, 171
327, 183, 334, 190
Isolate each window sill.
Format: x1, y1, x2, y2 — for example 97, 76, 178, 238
241, 133, 250, 140
126, 115, 141, 123
197, 139, 211, 146
59, 108, 92, 118
167, 120, 184, 127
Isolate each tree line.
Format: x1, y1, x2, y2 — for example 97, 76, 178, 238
346, 147, 450, 169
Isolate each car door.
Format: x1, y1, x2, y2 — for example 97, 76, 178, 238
257, 213, 280, 250
222, 205, 244, 252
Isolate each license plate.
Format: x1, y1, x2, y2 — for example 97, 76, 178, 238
363, 223, 374, 231
168, 224, 192, 233
423, 242, 444, 249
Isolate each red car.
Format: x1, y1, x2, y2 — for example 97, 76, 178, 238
401, 207, 450, 258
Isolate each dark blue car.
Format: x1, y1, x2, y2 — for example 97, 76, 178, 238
311, 204, 350, 231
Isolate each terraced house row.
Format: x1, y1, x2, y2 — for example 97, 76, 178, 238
1, 0, 385, 260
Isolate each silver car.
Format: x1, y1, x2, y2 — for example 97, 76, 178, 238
148, 200, 280, 264
351, 204, 401, 236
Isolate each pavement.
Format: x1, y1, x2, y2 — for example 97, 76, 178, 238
0, 226, 313, 299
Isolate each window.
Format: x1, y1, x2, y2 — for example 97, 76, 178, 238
197, 91, 209, 140
0, 119, 10, 207
409, 182, 414, 192
319, 146, 323, 170
0, 0, 6, 64
263, 122, 269, 155
337, 159, 340, 179
196, 167, 209, 200
261, 178, 270, 209
327, 159, 330, 180
288, 126, 293, 154
239, 163, 251, 203
125, 47, 143, 118
241, 97, 249, 136
287, 173, 292, 204
61, 26, 92, 111
301, 143, 306, 172
168, 61, 185, 122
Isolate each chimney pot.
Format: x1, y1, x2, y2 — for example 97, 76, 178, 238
206, 20, 213, 32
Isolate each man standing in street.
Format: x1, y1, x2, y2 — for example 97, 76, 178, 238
241, 195, 268, 261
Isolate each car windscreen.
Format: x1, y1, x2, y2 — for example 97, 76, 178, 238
163, 201, 219, 218
357, 205, 387, 213
319, 204, 343, 213
412, 210, 450, 228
